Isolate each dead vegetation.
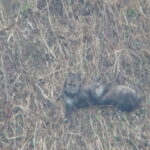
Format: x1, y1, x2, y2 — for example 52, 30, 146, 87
0, 0, 150, 149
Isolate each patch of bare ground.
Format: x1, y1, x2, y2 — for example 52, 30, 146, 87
0, 0, 150, 149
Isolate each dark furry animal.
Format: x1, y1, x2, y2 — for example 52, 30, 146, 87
62, 74, 140, 122
90, 79, 140, 112
62, 73, 93, 122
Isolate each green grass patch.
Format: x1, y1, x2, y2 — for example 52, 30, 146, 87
66, 0, 74, 5
126, 9, 137, 18
0, 69, 3, 75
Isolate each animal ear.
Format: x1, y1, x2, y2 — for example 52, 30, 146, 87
68, 72, 74, 77
95, 77, 102, 83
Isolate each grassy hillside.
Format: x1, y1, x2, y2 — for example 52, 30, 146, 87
0, 0, 150, 149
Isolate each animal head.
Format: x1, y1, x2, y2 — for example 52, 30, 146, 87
64, 72, 81, 96
90, 78, 105, 98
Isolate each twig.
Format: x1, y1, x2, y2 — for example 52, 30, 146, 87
34, 82, 50, 101
0, 54, 10, 101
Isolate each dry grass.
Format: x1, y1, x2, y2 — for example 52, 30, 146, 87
0, 0, 150, 149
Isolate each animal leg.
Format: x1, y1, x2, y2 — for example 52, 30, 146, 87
64, 103, 74, 123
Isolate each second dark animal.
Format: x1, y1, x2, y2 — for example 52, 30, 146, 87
90, 79, 141, 112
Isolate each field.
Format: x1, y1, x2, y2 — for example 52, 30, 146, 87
0, 0, 150, 149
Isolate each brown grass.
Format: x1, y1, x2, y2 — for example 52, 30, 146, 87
0, 0, 150, 149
